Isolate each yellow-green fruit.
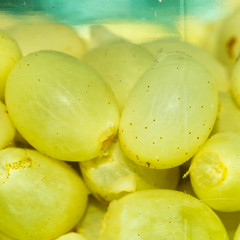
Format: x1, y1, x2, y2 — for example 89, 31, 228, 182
80, 140, 179, 203
98, 189, 229, 240
217, 8, 240, 71
234, 224, 240, 240
83, 41, 154, 110
212, 92, 240, 134
5, 50, 119, 161
119, 52, 218, 169
56, 232, 86, 240
0, 231, 14, 240
7, 23, 87, 59
0, 101, 15, 150
76, 196, 107, 240
0, 147, 88, 240
142, 38, 230, 92
190, 132, 240, 212
232, 57, 240, 107
0, 30, 22, 101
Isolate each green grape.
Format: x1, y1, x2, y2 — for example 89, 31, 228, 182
90, 25, 121, 48
232, 57, 240, 106
0, 30, 22, 101
119, 52, 218, 169
56, 232, 86, 240
7, 23, 88, 59
83, 41, 155, 110
190, 132, 240, 212
5, 50, 119, 162
0, 147, 88, 240
142, 38, 230, 92
98, 189, 229, 240
0, 232, 14, 240
217, 8, 240, 71
234, 224, 240, 240
80, 140, 179, 203
0, 101, 15, 150
212, 92, 240, 134
76, 196, 107, 240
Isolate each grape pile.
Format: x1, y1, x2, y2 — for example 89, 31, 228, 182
1, 5, 240, 240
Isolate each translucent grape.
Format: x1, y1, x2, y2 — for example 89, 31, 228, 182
190, 132, 240, 212
80, 140, 179, 202
142, 38, 230, 92
56, 232, 86, 240
98, 189, 229, 240
76, 196, 107, 240
217, 8, 240, 71
119, 52, 218, 169
83, 41, 155, 110
0, 101, 15, 150
232, 57, 240, 106
0, 147, 88, 240
212, 92, 240, 134
0, 30, 22, 100
7, 23, 87, 59
5, 50, 119, 161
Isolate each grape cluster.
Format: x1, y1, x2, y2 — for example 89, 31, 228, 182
1, 6, 240, 240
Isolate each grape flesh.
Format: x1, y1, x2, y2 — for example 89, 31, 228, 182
190, 132, 240, 212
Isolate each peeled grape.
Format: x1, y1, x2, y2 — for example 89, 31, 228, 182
212, 92, 240, 134
232, 57, 240, 106
80, 140, 179, 203
190, 132, 240, 212
5, 50, 119, 161
142, 38, 230, 92
119, 52, 218, 169
7, 23, 87, 59
217, 8, 240, 71
56, 232, 86, 240
0, 30, 22, 101
0, 147, 88, 240
98, 189, 229, 240
0, 101, 15, 150
76, 196, 107, 240
83, 41, 155, 110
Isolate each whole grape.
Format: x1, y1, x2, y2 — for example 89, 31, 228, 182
5, 50, 119, 161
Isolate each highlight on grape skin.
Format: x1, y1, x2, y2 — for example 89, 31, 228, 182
5, 50, 120, 162
190, 132, 240, 212
0, 147, 88, 240
98, 189, 229, 240
80, 140, 179, 203
119, 52, 218, 169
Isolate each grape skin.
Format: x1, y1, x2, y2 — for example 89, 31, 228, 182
5, 50, 119, 162
98, 189, 229, 240
0, 30, 22, 101
119, 52, 218, 169
0, 101, 15, 150
0, 147, 88, 240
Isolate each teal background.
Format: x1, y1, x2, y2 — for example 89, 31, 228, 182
0, 0, 224, 26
